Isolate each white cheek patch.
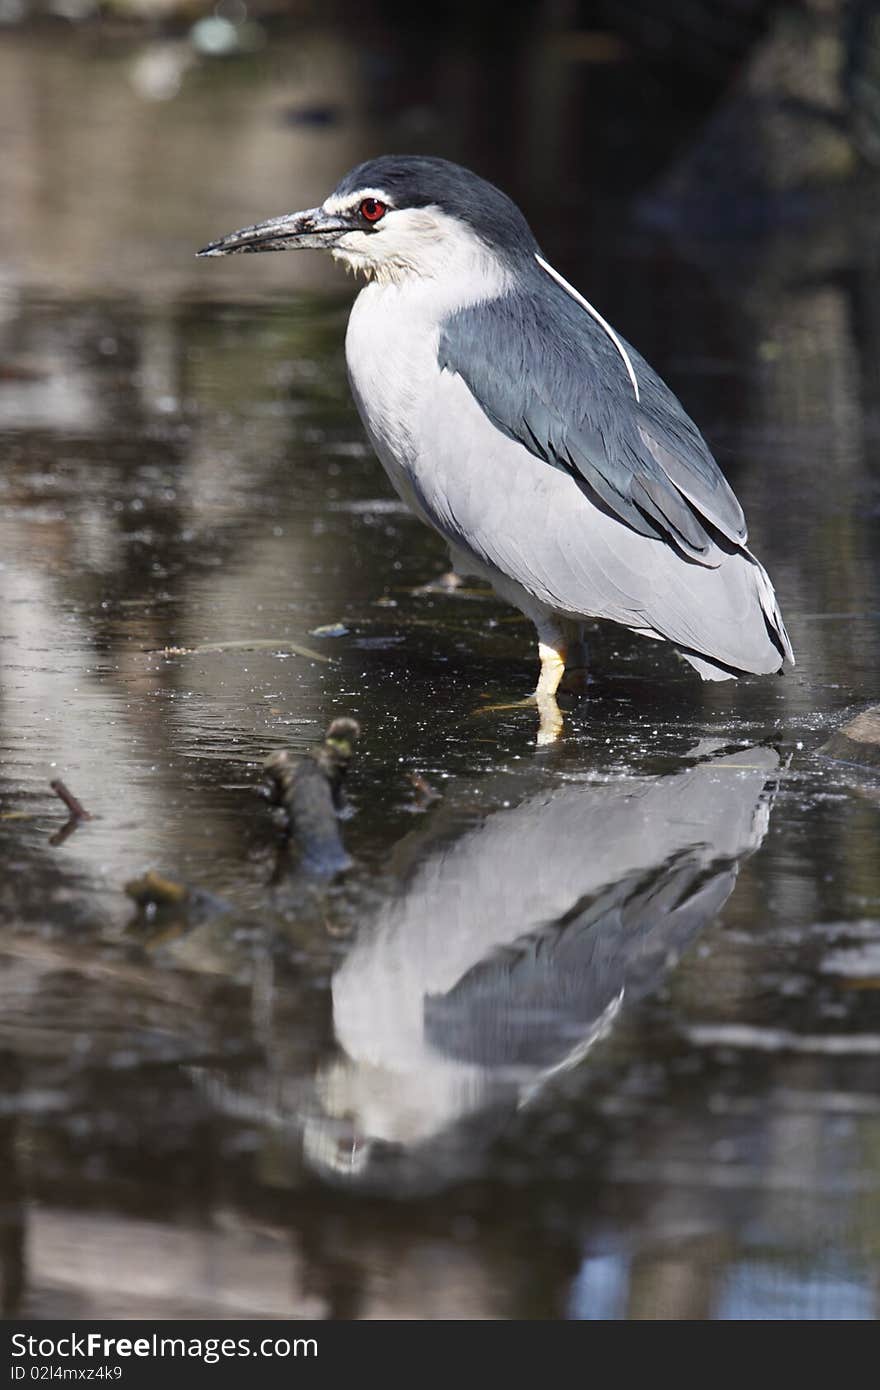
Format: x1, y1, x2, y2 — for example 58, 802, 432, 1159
353, 206, 451, 259
331, 203, 512, 297
331, 208, 443, 280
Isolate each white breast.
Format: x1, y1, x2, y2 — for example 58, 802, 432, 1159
345, 280, 441, 525
344, 247, 512, 531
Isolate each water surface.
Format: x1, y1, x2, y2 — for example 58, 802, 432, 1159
1, 26, 880, 1321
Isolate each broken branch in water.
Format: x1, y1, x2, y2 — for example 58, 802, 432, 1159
157, 639, 330, 663
262, 718, 360, 879
50, 779, 92, 821
48, 778, 94, 845
312, 717, 360, 809
408, 771, 441, 810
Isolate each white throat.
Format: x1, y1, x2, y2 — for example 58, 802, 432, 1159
329, 203, 512, 299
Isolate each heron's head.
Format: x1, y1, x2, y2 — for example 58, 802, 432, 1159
197, 155, 539, 286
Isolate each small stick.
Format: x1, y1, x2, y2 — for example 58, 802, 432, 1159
409, 771, 441, 807
49, 779, 92, 821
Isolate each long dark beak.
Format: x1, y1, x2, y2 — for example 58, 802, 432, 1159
196, 207, 349, 257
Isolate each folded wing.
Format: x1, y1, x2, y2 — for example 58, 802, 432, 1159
438, 261, 747, 567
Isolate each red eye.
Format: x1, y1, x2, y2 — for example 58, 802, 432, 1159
359, 198, 386, 223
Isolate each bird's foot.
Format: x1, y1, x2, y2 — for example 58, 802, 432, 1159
471, 696, 538, 716
471, 693, 564, 746
536, 693, 564, 746
467, 633, 572, 746
531, 636, 568, 744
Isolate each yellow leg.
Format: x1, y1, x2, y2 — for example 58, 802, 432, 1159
471, 617, 584, 745
535, 639, 566, 699
534, 634, 566, 745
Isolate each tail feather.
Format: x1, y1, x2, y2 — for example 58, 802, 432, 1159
669, 551, 793, 682
749, 547, 794, 667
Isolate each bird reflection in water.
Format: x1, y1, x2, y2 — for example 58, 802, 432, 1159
300, 745, 779, 1190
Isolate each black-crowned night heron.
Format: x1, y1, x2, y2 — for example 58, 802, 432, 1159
199, 156, 793, 741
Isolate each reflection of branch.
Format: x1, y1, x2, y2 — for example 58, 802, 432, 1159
119, 720, 362, 947
263, 719, 359, 879
48, 817, 81, 848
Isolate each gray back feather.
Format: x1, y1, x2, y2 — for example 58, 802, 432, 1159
438, 265, 747, 565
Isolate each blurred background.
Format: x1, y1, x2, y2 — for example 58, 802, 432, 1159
2, 0, 880, 1321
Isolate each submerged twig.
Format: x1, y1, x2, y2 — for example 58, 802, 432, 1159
48, 778, 93, 845
408, 771, 442, 810
312, 717, 361, 808
158, 638, 330, 663
125, 870, 190, 910
124, 870, 230, 942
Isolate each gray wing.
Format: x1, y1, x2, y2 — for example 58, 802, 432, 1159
438, 265, 746, 566
424, 857, 736, 1069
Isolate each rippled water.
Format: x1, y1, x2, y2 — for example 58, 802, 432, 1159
1, 26, 880, 1320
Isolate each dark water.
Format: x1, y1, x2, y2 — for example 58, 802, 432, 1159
1, 27, 880, 1320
